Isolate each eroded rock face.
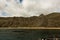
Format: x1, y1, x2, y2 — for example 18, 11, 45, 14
0, 14, 48, 27
0, 12, 60, 27
47, 13, 60, 27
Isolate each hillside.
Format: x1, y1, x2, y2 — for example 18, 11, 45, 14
0, 12, 60, 27
47, 12, 60, 27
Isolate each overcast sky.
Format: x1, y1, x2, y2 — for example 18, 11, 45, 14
0, 0, 60, 17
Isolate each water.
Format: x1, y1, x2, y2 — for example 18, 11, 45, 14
0, 29, 35, 40
0, 29, 60, 40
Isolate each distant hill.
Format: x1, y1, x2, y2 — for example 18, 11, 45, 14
46, 12, 60, 27
47, 12, 60, 18
0, 12, 60, 27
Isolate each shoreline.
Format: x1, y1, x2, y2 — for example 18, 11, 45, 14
0, 27, 60, 29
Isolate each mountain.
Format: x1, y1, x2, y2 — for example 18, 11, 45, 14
0, 14, 47, 27
46, 12, 60, 27
0, 12, 60, 27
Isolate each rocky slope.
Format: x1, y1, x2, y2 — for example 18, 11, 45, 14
0, 12, 60, 27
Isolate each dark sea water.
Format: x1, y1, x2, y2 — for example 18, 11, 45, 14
0, 29, 60, 40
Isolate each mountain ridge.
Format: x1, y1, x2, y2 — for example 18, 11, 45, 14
0, 12, 60, 27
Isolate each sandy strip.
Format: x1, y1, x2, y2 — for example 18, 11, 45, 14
0, 27, 60, 29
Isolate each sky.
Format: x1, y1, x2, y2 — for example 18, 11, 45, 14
0, 0, 60, 17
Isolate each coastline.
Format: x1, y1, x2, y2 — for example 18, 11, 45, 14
0, 27, 60, 29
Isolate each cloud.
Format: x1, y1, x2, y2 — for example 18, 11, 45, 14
0, 0, 60, 17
